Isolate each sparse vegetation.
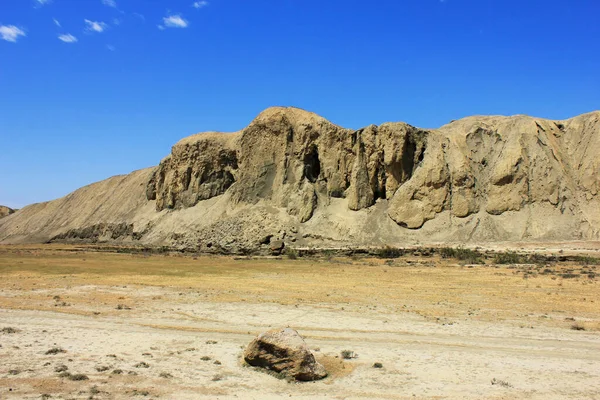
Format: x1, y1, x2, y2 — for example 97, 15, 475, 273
159, 372, 173, 378
45, 347, 66, 355
491, 378, 512, 388
134, 362, 150, 368
494, 251, 524, 264
571, 323, 586, 331
375, 246, 404, 259
440, 247, 484, 264
340, 350, 357, 359
54, 364, 68, 373
200, 356, 211, 361
372, 362, 383, 368
1, 327, 20, 334
284, 247, 298, 259
95, 365, 110, 372
58, 372, 89, 381
112, 369, 124, 375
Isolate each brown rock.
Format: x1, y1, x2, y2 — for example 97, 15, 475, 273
269, 240, 285, 255
243, 328, 327, 381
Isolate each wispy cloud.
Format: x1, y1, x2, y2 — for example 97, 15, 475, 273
133, 12, 145, 21
112, 18, 122, 26
84, 19, 108, 33
53, 18, 61, 27
102, 0, 117, 7
159, 14, 189, 30
0, 25, 26, 42
106, 44, 116, 51
35, 0, 52, 7
192, 1, 209, 8
58, 33, 77, 43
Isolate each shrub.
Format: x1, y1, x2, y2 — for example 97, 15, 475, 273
284, 248, 298, 260
491, 378, 512, 388
439, 247, 484, 264
54, 365, 68, 373
45, 347, 66, 355
372, 362, 383, 368
340, 350, 356, 359
375, 246, 404, 259
494, 252, 524, 265
571, 323, 586, 331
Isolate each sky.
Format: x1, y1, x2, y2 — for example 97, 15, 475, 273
1, 0, 599, 208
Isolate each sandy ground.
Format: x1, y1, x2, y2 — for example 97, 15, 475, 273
1, 245, 599, 399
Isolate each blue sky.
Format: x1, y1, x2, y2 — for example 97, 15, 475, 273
1, 0, 599, 208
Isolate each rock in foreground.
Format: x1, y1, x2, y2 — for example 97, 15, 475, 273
244, 328, 327, 381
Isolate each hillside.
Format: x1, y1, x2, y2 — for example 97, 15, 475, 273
0, 206, 15, 219
1, 107, 599, 251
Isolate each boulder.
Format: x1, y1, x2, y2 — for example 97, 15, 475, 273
269, 240, 285, 255
243, 328, 327, 381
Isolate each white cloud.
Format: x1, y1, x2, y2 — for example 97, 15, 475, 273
113, 18, 122, 26
192, 1, 209, 8
102, 0, 117, 7
0, 25, 26, 42
53, 18, 61, 27
106, 44, 116, 51
58, 33, 77, 43
84, 19, 108, 33
160, 14, 189, 29
35, 0, 52, 6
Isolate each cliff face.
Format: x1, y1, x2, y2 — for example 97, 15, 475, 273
1, 107, 599, 250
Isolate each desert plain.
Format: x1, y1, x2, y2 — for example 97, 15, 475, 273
0, 244, 599, 399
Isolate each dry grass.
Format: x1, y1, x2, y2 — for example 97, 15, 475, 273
0, 244, 598, 329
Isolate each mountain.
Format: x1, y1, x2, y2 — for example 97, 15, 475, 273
1, 107, 599, 251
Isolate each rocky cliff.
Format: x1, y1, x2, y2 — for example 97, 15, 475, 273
1, 107, 599, 251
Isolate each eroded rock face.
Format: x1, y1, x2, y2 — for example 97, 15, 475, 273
147, 133, 239, 211
244, 328, 327, 381
142, 107, 600, 233
3, 107, 600, 247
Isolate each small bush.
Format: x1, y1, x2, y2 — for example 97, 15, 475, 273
574, 256, 600, 266
54, 365, 68, 373
70, 373, 89, 381
372, 362, 383, 368
112, 369, 123, 375
494, 252, 524, 265
439, 247, 484, 264
571, 323, 586, 331
159, 372, 173, 379
134, 362, 150, 368
375, 246, 404, 259
45, 347, 66, 355
8, 369, 21, 375
340, 350, 356, 359
200, 356, 211, 361
95, 365, 110, 372
1, 327, 20, 334
561, 273, 579, 279
491, 378, 512, 388
284, 248, 298, 260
